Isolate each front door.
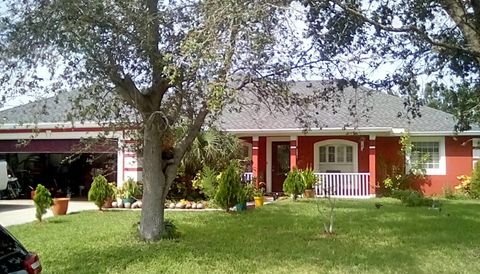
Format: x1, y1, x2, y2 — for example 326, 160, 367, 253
271, 141, 290, 193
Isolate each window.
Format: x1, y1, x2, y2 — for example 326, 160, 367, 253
319, 145, 353, 164
411, 142, 439, 169
313, 139, 358, 173
408, 137, 446, 175
241, 142, 252, 172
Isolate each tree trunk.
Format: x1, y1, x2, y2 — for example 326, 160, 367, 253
139, 119, 169, 241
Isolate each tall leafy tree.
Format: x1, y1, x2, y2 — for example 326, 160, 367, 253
302, 0, 480, 130
0, 0, 303, 240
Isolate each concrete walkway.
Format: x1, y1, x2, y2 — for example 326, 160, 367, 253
0, 199, 97, 227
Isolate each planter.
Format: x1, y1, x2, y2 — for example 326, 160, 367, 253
254, 196, 264, 208
236, 202, 247, 211
122, 197, 135, 205
52, 198, 70, 216
304, 188, 315, 198
116, 197, 124, 208
103, 197, 113, 208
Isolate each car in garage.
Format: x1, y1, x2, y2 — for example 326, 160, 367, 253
0, 224, 42, 274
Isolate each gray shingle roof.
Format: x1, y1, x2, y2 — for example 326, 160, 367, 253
0, 81, 477, 133
218, 81, 478, 133
0, 91, 77, 124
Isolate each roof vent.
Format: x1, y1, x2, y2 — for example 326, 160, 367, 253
306, 82, 313, 88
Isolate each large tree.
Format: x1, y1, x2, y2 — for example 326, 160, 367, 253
303, 0, 480, 130
0, 0, 303, 240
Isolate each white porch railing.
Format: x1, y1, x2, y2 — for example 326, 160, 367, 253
314, 173, 371, 198
242, 172, 254, 183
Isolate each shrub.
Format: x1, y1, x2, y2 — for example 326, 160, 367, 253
243, 183, 255, 201
214, 161, 241, 211
237, 186, 247, 205
88, 175, 115, 210
470, 161, 480, 199
454, 175, 471, 196
383, 174, 410, 194
301, 167, 316, 189
442, 185, 457, 199
33, 184, 53, 222
392, 189, 433, 207
162, 219, 180, 239
199, 166, 219, 199
122, 178, 140, 200
283, 168, 305, 200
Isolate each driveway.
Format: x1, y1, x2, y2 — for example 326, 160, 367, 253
0, 199, 97, 227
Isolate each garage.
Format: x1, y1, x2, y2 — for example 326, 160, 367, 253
0, 139, 117, 198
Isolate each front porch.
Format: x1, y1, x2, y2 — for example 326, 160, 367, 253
242, 171, 372, 198
241, 135, 379, 198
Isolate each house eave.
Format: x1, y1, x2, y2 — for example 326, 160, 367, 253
0, 122, 103, 130
224, 127, 394, 136
225, 127, 480, 137
407, 131, 480, 136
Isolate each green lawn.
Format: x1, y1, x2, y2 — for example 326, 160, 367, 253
8, 198, 480, 274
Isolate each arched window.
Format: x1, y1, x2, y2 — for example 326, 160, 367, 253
313, 139, 358, 173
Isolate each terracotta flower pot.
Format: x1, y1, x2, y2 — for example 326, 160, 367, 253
304, 188, 315, 198
103, 197, 113, 209
52, 198, 70, 216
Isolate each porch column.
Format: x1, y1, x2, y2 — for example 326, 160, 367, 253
121, 139, 143, 187
252, 136, 259, 188
290, 136, 297, 169
369, 135, 376, 196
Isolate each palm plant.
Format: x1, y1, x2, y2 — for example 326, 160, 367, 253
182, 128, 243, 174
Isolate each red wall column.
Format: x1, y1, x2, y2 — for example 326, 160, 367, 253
290, 136, 297, 170
369, 135, 376, 196
252, 136, 259, 188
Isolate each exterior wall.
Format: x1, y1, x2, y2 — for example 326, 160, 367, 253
375, 136, 404, 191
426, 136, 473, 195
297, 135, 369, 172
375, 136, 476, 196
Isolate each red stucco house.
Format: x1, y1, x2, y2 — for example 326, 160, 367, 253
0, 81, 479, 197
218, 82, 480, 197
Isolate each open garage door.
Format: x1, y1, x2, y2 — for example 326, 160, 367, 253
0, 139, 117, 199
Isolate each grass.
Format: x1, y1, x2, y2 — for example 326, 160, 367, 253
8, 198, 480, 274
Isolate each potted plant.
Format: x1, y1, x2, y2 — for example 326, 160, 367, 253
104, 183, 116, 208
122, 178, 139, 207
302, 168, 316, 198
88, 175, 115, 210
51, 187, 70, 216
33, 184, 53, 222
236, 187, 247, 211
236, 183, 254, 211
253, 187, 264, 208
283, 168, 305, 201
214, 161, 241, 212
51, 197, 70, 216
115, 186, 124, 208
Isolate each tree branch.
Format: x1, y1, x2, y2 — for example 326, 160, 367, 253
330, 0, 480, 61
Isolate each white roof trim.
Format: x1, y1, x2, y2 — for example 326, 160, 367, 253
408, 131, 480, 136
225, 127, 480, 136
0, 121, 103, 130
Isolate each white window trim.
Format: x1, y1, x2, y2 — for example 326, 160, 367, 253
241, 141, 253, 161
408, 136, 446, 176
313, 139, 358, 173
